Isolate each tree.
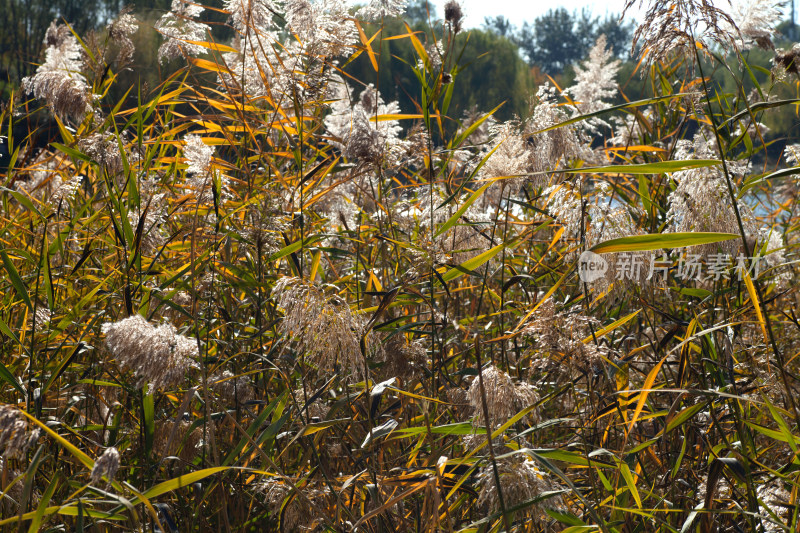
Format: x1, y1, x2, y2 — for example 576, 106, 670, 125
448, 28, 534, 123
515, 8, 596, 74
482, 16, 513, 38
1, 0, 125, 85
594, 14, 635, 59
405, 0, 434, 25
343, 20, 534, 125
480, 8, 634, 75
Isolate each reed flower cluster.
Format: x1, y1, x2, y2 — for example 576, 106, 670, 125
22, 22, 93, 121
524, 298, 608, 373
476, 454, 565, 521
90, 447, 120, 484
0, 405, 40, 460
273, 277, 365, 376
155, 0, 211, 63
101, 315, 199, 391
467, 365, 539, 427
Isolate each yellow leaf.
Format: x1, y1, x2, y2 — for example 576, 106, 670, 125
582, 309, 641, 343
742, 269, 768, 343
354, 21, 380, 72
627, 353, 668, 435
182, 40, 240, 53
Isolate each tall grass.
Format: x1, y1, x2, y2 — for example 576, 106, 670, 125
1, 1, 800, 531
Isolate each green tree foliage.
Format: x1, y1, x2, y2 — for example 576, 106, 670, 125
343, 18, 534, 124
481, 8, 635, 75
1, 0, 124, 85
516, 8, 597, 74
447, 29, 534, 122
482, 15, 513, 38
405, 0, 434, 25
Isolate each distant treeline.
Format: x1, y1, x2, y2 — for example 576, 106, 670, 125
2, 0, 797, 148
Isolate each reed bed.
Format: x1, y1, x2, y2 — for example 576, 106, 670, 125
1, 0, 800, 531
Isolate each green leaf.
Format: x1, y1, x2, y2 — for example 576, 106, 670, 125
143, 391, 155, 456
671, 287, 713, 299
745, 421, 800, 446
590, 232, 739, 254
135, 467, 229, 502
434, 179, 497, 238
267, 236, 322, 263
19, 411, 94, 470
51, 142, 92, 164
0, 315, 23, 349
545, 510, 588, 527
620, 462, 642, 508
28, 475, 59, 533
740, 165, 800, 195
531, 93, 699, 134
1, 187, 44, 219
561, 159, 721, 176
763, 399, 799, 455
223, 394, 282, 467
665, 402, 706, 434
2, 250, 32, 310
718, 98, 800, 131
526, 449, 612, 533
441, 240, 512, 283
638, 175, 652, 211
393, 421, 475, 438
534, 449, 611, 468
451, 102, 505, 149
0, 357, 26, 397
0, 505, 125, 527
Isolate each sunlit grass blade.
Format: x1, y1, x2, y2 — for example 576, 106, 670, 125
590, 232, 739, 254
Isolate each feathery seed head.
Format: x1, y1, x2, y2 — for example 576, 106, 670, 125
79, 133, 124, 176
210, 370, 255, 405
153, 419, 204, 462
22, 21, 93, 122
91, 447, 120, 484
565, 35, 621, 132
101, 314, 200, 391
273, 277, 365, 376
444, 1, 464, 33
524, 298, 608, 373
624, 0, 740, 69
155, 0, 211, 63
183, 134, 214, 176
357, 0, 409, 21
784, 143, 800, 165
476, 455, 565, 519
286, 0, 357, 57
523, 84, 588, 181
324, 82, 406, 166
258, 478, 323, 530
0, 405, 41, 460
107, 12, 139, 64
773, 43, 800, 78
467, 365, 539, 428
727, 0, 783, 50
667, 136, 757, 256
225, 0, 277, 34
29, 307, 53, 334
